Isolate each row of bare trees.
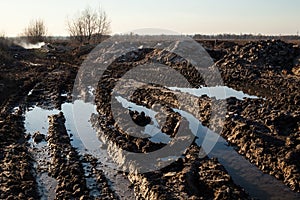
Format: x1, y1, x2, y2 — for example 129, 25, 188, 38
67, 7, 110, 43
23, 19, 47, 43
22, 6, 110, 44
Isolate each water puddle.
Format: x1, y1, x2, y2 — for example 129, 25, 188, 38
25, 106, 59, 200
25, 106, 58, 139
168, 86, 259, 100
29, 140, 57, 200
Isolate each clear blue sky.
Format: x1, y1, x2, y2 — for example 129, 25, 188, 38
1, 0, 300, 36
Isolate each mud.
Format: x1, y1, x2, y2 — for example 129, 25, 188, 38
128, 145, 249, 200
0, 39, 299, 199
213, 40, 300, 192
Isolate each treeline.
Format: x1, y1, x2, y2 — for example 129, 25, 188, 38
0, 5, 111, 45
193, 34, 300, 40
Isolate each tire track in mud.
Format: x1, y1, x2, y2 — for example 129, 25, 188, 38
23, 82, 135, 199
95, 79, 300, 199
92, 81, 251, 199
91, 114, 250, 199
47, 112, 89, 198
0, 109, 39, 199
46, 112, 119, 199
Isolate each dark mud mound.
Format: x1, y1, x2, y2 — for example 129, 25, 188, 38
217, 40, 300, 192
221, 40, 297, 70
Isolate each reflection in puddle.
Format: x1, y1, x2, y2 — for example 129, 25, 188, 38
25, 106, 59, 137
62, 101, 99, 153
25, 101, 92, 150
169, 86, 259, 100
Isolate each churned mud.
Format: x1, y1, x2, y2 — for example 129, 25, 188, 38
0, 38, 299, 199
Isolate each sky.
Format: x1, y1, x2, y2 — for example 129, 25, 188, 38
0, 0, 300, 36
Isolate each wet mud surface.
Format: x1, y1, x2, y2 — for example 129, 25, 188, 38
0, 39, 299, 199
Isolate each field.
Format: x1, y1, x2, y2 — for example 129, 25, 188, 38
0, 37, 299, 199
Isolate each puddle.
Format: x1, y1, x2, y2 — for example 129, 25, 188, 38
25, 106, 59, 200
29, 142, 57, 200
25, 106, 59, 137
25, 101, 96, 150
24, 100, 135, 199
61, 101, 98, 152
168, 86, 259, 100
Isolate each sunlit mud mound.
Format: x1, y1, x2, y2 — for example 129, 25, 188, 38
219, 39, 298, 71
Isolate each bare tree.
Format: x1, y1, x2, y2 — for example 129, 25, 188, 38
23, 19, 47, 43
67, 6, 111, 43
0, 31, 5, 39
